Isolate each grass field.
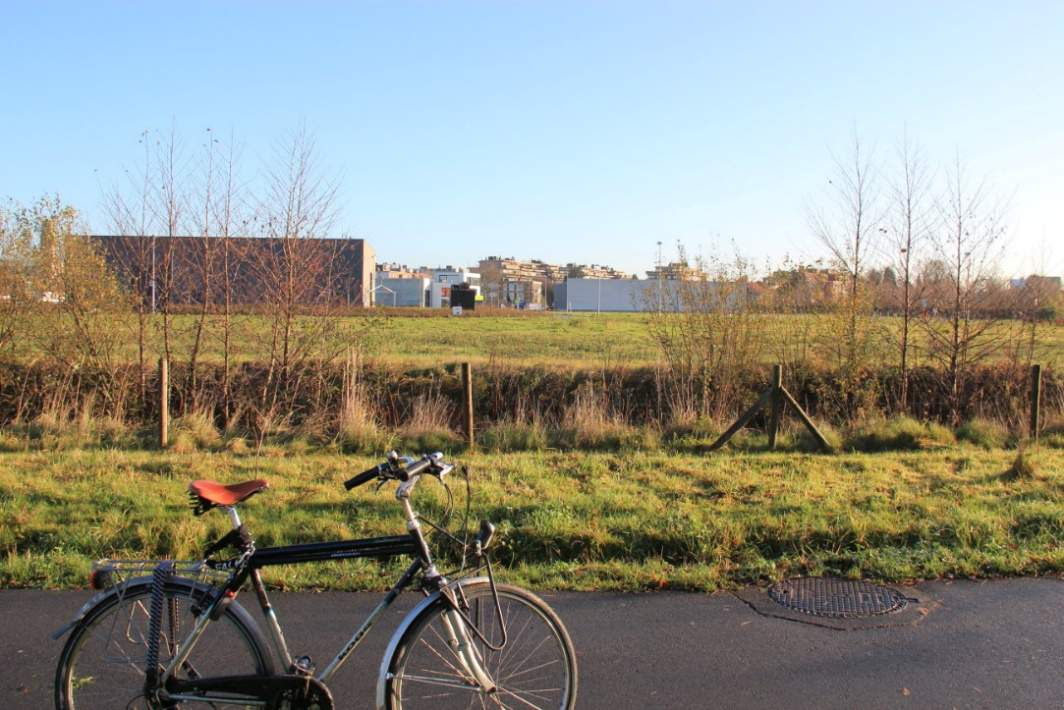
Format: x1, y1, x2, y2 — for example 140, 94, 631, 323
9, 311, 1064, 369
3, 446, 1061, 592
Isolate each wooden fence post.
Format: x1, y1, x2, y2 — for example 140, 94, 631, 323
1029, 363, 1042, 440
461, 362, 475, 448
158, 357, 169, 449
767, 364, 784, 450
708, 363, 832, 453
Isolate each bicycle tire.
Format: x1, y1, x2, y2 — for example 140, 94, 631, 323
383, 582, 577, 710
54, 576, 274, 709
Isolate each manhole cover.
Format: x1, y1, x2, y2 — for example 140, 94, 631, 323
768, 578, 909, 618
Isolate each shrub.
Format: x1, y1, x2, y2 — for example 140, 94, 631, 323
956, 418, 1012, 450
794, 421, 842, 453
0, 430, 23, 452
335, 360, 390, 454
397, 391, 460, 454
9, 403, 136, 450
286, 437, 313, 456
551, 381, 658, 451
225, 436, 249, 454
398, 428, 462, 454
169, 432, 197, 454
338, 427, 396, 455
1042, 418, 1064, 450
551, 422, 659, 452
171, 411, 220, 450
663, 416, 721, 445
479, 419, 548, 452
726, 429, 775, 452
845, 416, 955, 452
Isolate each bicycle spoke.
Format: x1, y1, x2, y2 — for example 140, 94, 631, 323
499, 633, 552, 686
418, 628, 475, 681
494, 687, 549, 710
393, 586, 572, 710
501, 658, 559, 682
59, 585, 269, 709
401, 674, 481, 691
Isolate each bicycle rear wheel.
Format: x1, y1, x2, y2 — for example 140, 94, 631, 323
55, 578, 273, 709
384, 582, 577, 710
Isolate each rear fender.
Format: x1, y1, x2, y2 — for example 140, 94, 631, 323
51, 576, 238, 640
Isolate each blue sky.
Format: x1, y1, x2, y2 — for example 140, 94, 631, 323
2, 1, 1061, 276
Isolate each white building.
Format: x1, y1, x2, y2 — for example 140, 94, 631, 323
554, 278, 680, 312
375, 277, 430, 307
428, 267, 481, 308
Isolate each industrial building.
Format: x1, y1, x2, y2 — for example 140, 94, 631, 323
556, 278, 683, 312
92, 234, 375, 308
558, 277, 760, 312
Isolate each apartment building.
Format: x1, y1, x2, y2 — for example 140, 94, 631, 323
566, 263, 632, 280
476, 256, 629, 307
645, 261, 705, 281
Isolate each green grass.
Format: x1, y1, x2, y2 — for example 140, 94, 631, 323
7, 311, 1063, 369
2, 447, 1061, 592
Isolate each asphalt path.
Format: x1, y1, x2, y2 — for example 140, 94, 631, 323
4, 578, 1062, 709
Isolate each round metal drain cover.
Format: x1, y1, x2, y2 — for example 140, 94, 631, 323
768, 578, 908, 618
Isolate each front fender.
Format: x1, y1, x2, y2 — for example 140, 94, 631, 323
375, 576, 490, 710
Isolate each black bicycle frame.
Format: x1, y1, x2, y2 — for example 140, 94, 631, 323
249, 534, 420, 567
163, 532, 433, 703
240, 533, 429, 678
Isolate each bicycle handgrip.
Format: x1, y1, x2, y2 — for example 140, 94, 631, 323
344, 466, 380, 490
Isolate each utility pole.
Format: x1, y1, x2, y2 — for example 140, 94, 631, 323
655, 240, 663, 312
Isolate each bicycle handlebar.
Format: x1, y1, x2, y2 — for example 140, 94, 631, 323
343, 466, 381, 490
343, 452, 447, 491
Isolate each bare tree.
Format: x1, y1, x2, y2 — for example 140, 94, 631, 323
251, 127, 354, 419
150, 124, 188, 365
809, 131, 883, 417
183, 127, 220, 409
1011, 239, 1059, 368
884, 131, 933, 410
645, 244, 764, 423
922, 152, 1009, 424
104, 130, 157, 402
213, 132, 245, 421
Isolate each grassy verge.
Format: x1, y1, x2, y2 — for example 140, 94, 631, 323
1, 448, 1062, 592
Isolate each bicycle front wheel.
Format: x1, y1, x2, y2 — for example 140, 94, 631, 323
55, 577, 273, 709
384, 582, 577, 710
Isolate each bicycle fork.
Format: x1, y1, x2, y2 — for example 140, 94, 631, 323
440, 607, 497, 693
400, 492, 496, 694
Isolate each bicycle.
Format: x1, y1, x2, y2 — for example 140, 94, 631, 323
53, 451, 578, 709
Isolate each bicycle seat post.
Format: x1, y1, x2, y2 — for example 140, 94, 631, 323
224, 506, 242, 531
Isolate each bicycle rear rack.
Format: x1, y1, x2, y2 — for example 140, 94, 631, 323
89, 559, 228, 591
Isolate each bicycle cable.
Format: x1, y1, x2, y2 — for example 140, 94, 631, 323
416, 465, 475, 576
